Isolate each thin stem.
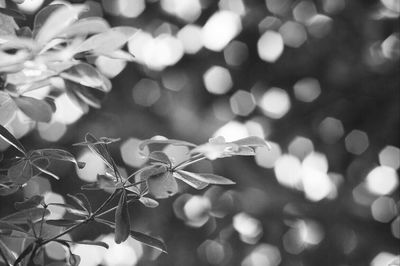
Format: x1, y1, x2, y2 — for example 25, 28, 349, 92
41, 221, 84, 246
42, 190, 119, 246
96, 198, 137, 218
173, 155, 207, 171
92, 189, 119, 216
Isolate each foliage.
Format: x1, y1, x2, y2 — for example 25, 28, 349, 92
1, 0, 399, 266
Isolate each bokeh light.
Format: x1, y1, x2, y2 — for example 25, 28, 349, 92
132, 79, 161, 107
255, 142, 281, 169
229, 90, 256, 116
371, 196, 398, 223
177, 24, 203, 54
293, 77, 321, 103
76, 150, 107, 182
365, 166, 399, 195
288, 136, 314, 159
233, 212, 263, 244
274, 154, 302, 189
161, 0, 202, 23
38, 121, 67, 142
370, 252, 398, 266
241, 243, 281, 266
120, 138, 149, 168
279, 21, 307, 48
202, 11, 242, 52
318, 117, 345, 144
259, 87, 291, 119
379, 145, 400, 170
203, 66, 233, 95
257, 31, 284, 63
224, 41, 249, 66
345, 130, 369, 155
292, 1, 317, 24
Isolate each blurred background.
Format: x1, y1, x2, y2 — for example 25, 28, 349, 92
0, 0, 399, 265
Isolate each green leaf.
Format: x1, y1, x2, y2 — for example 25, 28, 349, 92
7, 159, 32, 185
148, 151, 171, 166
176, 171, 235, 185
147, 171, 178, 199
0, 238, 17, 265
0, 7, 25, 20
99, 49, 135, 61
57, 17, 110, 38
139, 197, 159, 208
67, 193, 92, 215
1, 208, 49, 224
35, 4, 87, 45
13, 96, 53, 122
83, 133, 117, 171
0, 221, 28, 234
94, 218, 115, 228
61, 63, 105, 88
74, 26, 137, 55
30, 149, 84, 168
0, 91, 18, 127
70, 240, 109, 249
232, 136, 271, 149
32, 4, 65, 37
139, 138, 196, 152
47, 203, 88, 217
0, 176, 19, 196
14, 195, 43, 210
174, 171, 209, 190
12, 242, 34, 266
129, 230, 167, 253
0, 124, 25, 154
45, 219, 81, 227
114, 190, 130, 244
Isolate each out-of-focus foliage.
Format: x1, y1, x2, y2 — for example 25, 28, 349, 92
0, 0, 399, 266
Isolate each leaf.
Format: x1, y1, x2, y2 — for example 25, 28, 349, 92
30, 149, 84, 168
0, 91, 18, 127
83, 133, 116, 171
57, 17, 110, 38
45, 219, 81, 227
47, 203, 88, 217
148, 151, 171, 166
7, 159, 32, 185
232, 136, 271, 149
100, 50, 135, 61
74, 26, 138, 55
174, 171, 209, 190
71, 240, 109, 249
139, 197, 159, 208
139, 138, 196, 152
35, 4, 87, 46
94, 218, 115, 228
0, 221, 28, 234
0, 176, 19, 196
176, 171, 235, 185
147, 171, 178, 199
32, 4, 65, 37
0, 238, 17, 266
67, 193, 92, 215
129, 230, 167, 253
114, 190, 130, 244
1, 208, 49, 224
73, 86, 104, 108
0, 7, 25, 20
13, 96, 53, 122
14, 195, 43, 210
13, 242, 34, 266
61, 63, 105, 88
0, 124, 25, 154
